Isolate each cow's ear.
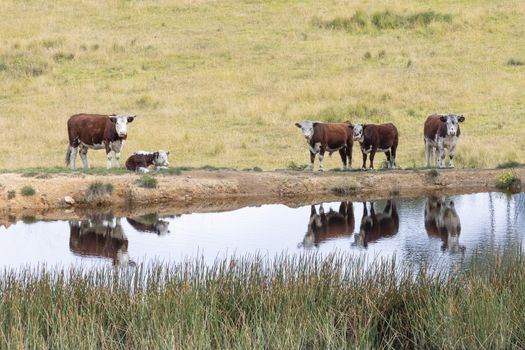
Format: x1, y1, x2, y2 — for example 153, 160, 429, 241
458, 115, 465, 123
166, 151, 170, 155
312, 122, 319, 128
362, 124, 368, 129
439, 115, 447, 123
295, 122, 301, 128
109, 116, 117, 123
127, 115, 136, 123
348, 122, 353, 129
154, 152, 159, 158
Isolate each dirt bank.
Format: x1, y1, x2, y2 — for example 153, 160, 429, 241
0, 168, 523, 221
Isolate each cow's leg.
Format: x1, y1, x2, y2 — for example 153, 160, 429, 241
69, 146, 78, 170
112, 140, 124, 168
347, 143, 352, 170
339, 148, 348, 171
424, 141, 431, 167
309, 151, 315, 171
390, 143, 397, 169
448, 144, 456, 168
105, 142, 113, 169
318, 146, 326, 172
361, 152, 367, 171
79, 145, 89, 169
437, 141, 445, 168
369, 148, 377, 170
385, 150, 392, 169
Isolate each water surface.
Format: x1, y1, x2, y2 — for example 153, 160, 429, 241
1, 192, 523, 272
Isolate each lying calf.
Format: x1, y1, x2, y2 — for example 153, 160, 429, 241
125, 150, 170, 173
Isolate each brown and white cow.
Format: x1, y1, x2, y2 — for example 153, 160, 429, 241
66, 113, 136, 169
300, 202, 355, 248
353, 200, 399, 248
295, 120, 353, 171
69, 215, 133, 266
424, 114, 465, 168
125, 150, 170, 173
425, 197, 464, 253
352, 123, 398, 170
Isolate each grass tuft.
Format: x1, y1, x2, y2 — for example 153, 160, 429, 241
497, 160, 521, 169
7, 190, 16, 200
86, 182, 113, 197
507, 59, 524, 66
20, 185, 36, 196
287, 161, 308, 171
136, 175, 157, 189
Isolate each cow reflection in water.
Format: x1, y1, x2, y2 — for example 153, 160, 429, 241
353, 200, 399, 248
126, 214, 170, 235
300, 202, 355, 248
69, 214, 132, 266
425, 197, 464, 253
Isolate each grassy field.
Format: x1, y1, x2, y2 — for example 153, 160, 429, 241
0, 0, 524, 170
2, 251, 525, 348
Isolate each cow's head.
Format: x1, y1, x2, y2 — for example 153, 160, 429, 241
295, 120, 319, 140
352, 124, 365, 142
154, 150, 170, 167
109, 114, 136, 138
439, 114, 464, 137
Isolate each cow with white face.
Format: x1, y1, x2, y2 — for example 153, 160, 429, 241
295, 120, 353, 171
66, 113, 136, 169
424, 114, 465, 168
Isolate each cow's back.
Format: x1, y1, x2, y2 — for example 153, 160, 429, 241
424, 115, 443, 139
364, 123, 397, 147
67, 114, 109, 144
313, 122, 352, 145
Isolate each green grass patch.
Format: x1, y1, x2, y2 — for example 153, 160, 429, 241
20, 185, 36, 196
136, 175, 157, 189
313, 10, 452, 33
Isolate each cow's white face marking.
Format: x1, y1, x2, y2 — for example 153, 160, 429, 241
353, 124, 364, 142
156, 221, 170, 235
440, 114, 464, 137
295, 120, 318, 140
110, 114, 135, 138
155, 150, 170, 167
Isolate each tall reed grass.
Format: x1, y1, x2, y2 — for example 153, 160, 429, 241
1, 251, 525, 349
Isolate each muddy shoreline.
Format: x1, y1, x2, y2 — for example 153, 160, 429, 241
0, 168, 523, 222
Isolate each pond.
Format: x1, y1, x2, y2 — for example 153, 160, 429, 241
0, 191, 523, 271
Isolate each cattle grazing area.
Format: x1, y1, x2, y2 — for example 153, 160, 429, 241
0, 1, 524, 170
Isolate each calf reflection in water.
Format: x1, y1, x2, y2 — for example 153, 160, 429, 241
353, 200, 399, 248
425, 197, 464, 253
69, 214, 133, 266
127, 214, 170, 235
300, 202, 355, 248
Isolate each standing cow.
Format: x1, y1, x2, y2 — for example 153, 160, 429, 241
424, 114, 465, 168
352, 123, 398, 170
295, 120, 353, 172
66, 113, 136, 169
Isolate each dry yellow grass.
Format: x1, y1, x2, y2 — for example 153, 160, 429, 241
0, 0, 524, 170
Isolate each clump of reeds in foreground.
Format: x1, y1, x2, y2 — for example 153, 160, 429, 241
1, 250, 525, 349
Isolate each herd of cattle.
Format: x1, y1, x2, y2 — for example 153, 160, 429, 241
65, 112, 464, 172
295, 113, 465, 171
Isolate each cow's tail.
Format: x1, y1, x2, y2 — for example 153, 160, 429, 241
65, 143, 71, 168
